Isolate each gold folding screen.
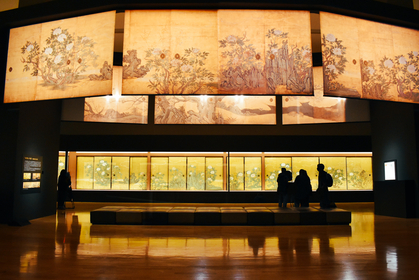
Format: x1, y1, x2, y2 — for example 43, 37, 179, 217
321, 11, 419, 103
122, 10, 313, 96
4, 11, 116, 103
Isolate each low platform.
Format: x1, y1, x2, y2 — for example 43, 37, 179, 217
91, 206, 351, 226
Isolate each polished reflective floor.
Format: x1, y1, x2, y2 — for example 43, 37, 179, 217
1, 202, 418, 279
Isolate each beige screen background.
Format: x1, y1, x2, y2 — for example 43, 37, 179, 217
4, 11, 115, 103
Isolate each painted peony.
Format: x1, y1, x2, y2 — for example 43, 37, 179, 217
57, 34, 67, 42
332, 48, 342, 56
384, 59, 394, 68
227, 35, 237, 43
325, 33, 336, 42
26, 45, 34, 52
326, 64, 336, 73
181, 64, 193, 72
53, 28, 62, 35
407, 64, 416, 73
54, 54, 62, 64
273, 29, 282, 36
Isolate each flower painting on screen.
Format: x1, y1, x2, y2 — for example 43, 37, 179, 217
4, 11, 115, 103
122, 10, 313, 96
321, 12, 419, 104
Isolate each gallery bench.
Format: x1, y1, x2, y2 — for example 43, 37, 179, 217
91, 206, 351, 226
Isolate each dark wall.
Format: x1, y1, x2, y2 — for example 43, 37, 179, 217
0, 104, 19, 223
370, 100, 419, 217
6, 101, 62, 223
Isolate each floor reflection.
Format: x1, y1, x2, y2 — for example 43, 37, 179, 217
5, 203, 419, 279
55, 211, 81, 256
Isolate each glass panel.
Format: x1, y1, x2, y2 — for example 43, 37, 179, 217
169, 157, 186, 190
229, 157, 244, 191
111, 157, 129, 190
244, 157, 261, 190
93, 157, 112, 189
151, 157, 168, 190
58, 156, 66, 178
292, 157, 319, 189
187, 157, 205, 190
264, 157, 292, 190
347, 157, 373, 190
320, 157, 347, 190
76, 157, 94, 189
206, 157, 223, 190
130, 157, 148, 190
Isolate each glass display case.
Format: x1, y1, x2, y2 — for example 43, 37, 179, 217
72, 152, 372, 191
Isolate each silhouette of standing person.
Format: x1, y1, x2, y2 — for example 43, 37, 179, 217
294, 169, 312, 207
57, 169, 71, 210
317, 163, 332, 209
277, 167, 292, 208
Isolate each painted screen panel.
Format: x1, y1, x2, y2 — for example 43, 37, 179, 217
112, 157, 130, 190
151, 157, 169, 190
218, 10, 312, 95
321, 12, 419, 103
169, 157, 187, 190
130, 157, 148, 190
282, 67, 346, 124
229, 157, 244, 191
84, 95, 148, 124
347, 157, 373, 190
320, 157, 347, 190
76, 157, 94, 189
123, 10, 218, 95
206, 157, 223, 190
155, 95, 276, 124
4, 11, 116, 103
187, 157, 205, 190
123, 10, 312, 95
264, 157, 291, 190
292, 157, 319, 189
93, 157, 111, 190
244, 157, 262, 190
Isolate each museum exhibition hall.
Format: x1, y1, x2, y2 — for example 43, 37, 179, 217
1, 0, 419, 279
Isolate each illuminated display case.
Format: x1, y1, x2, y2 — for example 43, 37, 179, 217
69, 152, 372, 191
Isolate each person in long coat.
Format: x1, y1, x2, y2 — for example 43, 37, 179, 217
277, 167, 292, 208
57, 169, 71, 210
294, 169, 312, 207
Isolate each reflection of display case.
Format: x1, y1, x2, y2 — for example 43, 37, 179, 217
71, 152, 372, 191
